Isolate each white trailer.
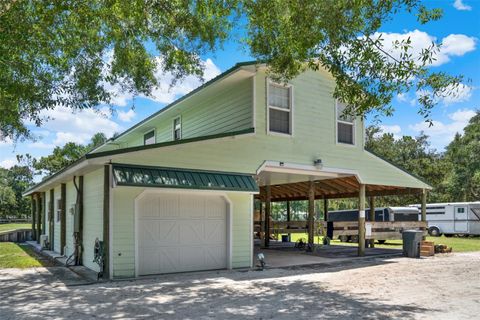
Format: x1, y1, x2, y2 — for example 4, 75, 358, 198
411, 202, 480, 237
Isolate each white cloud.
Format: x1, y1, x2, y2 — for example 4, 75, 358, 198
372, 30, 477, 66
409, 108, 476, 150
454, 0, 472, 11
29, 141, 56, 150
396, 93, 408, 102
37, 106, 121, 146
438, 83, 473, 105
0, 137, 13, 148
0, 158, 16, 169
104, 58, 221, 106
377, 124, 402, 139
117, 109, 136, 122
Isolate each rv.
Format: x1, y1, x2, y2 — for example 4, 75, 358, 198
327, 207, 420, 243
411, 202, 480, 237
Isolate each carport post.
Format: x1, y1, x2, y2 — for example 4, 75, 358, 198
358, 184, 366, 256
308, 181, 315, 246
421, 189, 427, 222
264, 185, 271, 248
323, 198, 328, 221
36, 194, 41, 244
286, 201, 291, 242
31, 195, 36, 241
369, 197, 375, 248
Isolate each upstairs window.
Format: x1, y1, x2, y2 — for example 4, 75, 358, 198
336, 101, 355, 145
173, 117, 181, 140
144, 130, 155, 145
268, 82, 293, 135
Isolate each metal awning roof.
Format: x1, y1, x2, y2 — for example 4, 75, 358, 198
112, 164, 259, 192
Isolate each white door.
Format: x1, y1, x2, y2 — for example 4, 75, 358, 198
137, 192, 228, 276
454, 206, 468, 233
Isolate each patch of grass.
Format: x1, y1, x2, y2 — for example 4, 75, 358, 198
276, 233, 480, 252
0, 242, 53, 268
0, 223, 32, 233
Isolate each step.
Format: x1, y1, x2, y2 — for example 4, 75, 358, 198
421, 241, 434, 246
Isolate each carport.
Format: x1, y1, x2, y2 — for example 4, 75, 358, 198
254, 161, 428, 256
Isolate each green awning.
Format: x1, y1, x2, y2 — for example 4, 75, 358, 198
112, 164, 259, 192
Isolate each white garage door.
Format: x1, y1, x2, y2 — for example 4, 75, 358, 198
137, 192, 228, 275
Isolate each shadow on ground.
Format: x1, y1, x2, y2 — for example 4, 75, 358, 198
0, 256, 430, 320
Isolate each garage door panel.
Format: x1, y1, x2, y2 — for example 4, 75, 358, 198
205, 198, 226, 219
178, 221, 205, 245
205, 246, 227, 269
138, 193, 227, 275
205, 220, 226, 244
179, 197, 205, 219
157, 194, 179, 218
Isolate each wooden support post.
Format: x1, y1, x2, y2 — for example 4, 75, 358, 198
308, 181, 315, 246
323, 198, 328, 221
31, 195, 36, 241
259, 200, 264, 246
103, 165, 110, 278
369, 196, 375, 248
264, 185, 271, 248
421, 189, 427, 222
36, 194, 41, 244
78, 176, 84, 265
49, 189, 54, 251
60, 183, 66, 255
286, 201, 291, 242
358, 184, 366, 256
41, 193, 46, 237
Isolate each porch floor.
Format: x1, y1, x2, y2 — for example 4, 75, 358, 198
254, 240, 402, 268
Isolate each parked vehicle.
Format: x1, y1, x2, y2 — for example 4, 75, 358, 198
327, 207, 420, 243
411, 202, 480, 237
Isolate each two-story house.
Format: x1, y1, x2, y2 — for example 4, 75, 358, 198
25, 61, 430, 279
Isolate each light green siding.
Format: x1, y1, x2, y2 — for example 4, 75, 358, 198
103, 69, 427, 189
83, 168, 104, 272
53, 185, 61, 253
93, 75, 253, 152
228, 192, 253, 268
111, 187, 253, 278
65, 181, 76, 258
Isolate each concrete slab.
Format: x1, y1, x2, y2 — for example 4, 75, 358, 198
254, 241, 402, 269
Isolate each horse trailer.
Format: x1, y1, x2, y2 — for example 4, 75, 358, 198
411, 202, 480, 237
327, 207, 420, 243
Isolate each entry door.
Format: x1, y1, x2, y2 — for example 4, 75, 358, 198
137, 192, 228, 276
454, 206, 468, 233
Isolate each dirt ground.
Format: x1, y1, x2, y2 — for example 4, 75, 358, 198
0, 252, 479, 320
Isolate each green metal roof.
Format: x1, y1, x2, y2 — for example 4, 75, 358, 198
112, 164, 259, 192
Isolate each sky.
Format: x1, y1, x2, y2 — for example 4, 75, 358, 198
0, 0, 479, 169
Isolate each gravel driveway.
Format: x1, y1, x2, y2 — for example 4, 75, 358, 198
1, 252, 479, 319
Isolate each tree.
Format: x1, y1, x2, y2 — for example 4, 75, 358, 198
1, 0, 235, 140
365, 125, 449, 204
0, 163, 34, 219
244, 0, 461, 121
1, 1, 461, 141
444, 111, 480, 201
32, 132, 109, 176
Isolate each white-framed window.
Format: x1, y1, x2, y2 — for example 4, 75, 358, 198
336, 100, 355, 145
143, 130, 155, 145
267, 81, 293, 135
56, 199, 62, 223
173, 116, 181, 141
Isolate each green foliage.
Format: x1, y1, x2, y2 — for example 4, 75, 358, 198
444, 112, 480, 201
243, 0, 461, 122
0, 0, 236, 140
1, 1, 461, 142
0, 164, 33, 219
365, 112, 480, 204
32, 132, 107, 176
